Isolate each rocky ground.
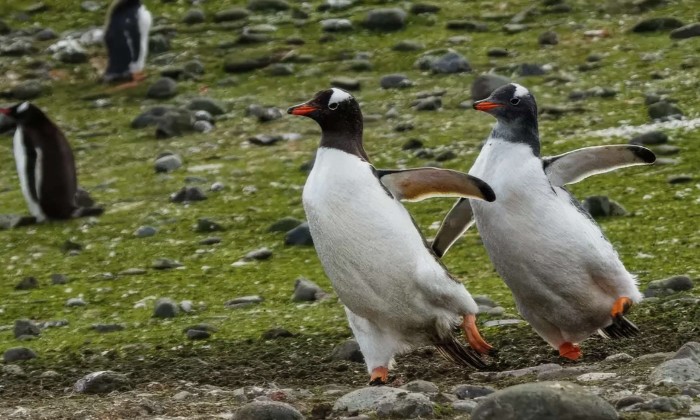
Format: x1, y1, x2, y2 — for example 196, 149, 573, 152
0, 0, 699, 418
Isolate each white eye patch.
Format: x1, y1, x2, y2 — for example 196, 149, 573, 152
512, 83, 530, 99
328, 88, 352, 109
17, 102, 29, 113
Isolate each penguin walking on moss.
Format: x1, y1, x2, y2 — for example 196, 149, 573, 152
0, 102, 103, 223
103, 0, 152, 86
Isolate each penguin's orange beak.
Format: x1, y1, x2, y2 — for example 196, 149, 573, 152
287, 103, 319, 116
473, 101, 503, 112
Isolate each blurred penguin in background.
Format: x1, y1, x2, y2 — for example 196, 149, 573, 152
0, 102, 103, 224
103, 0, 152, 86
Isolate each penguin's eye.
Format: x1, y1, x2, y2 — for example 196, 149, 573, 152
328, 102, 339, 110
510, 98, 520, 106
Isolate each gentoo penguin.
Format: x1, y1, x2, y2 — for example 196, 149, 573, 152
432, 83, 656, 360
103, 0, 152, 84
0, 102, 103, 223
288, 88, 496, 384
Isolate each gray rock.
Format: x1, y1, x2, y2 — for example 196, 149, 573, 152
92, 324, 124, 333
292, 278, 326, 302
285, 222, 313, 246
393, 40, 424, 51
452, 384, 496, 399
193, 120, 213, 133
184, 60, 205, 76
363, 8, 407, 32
149, 34, 170, 54
199, 237, 221, 245
330, 340, 364, 363
66, 297, 87, 307
430, 51, 471, 74
518, 63, 547, 76
14, 319, 40, 338
261, 327, 294, 339
170, 186, 207, 203
146, 77, 178, 100
51, 274, 68, 284
1, 39, 34, 57
672, 342, 700, 364
266, 63, 294, 76
3, 347, 37, 362
331, 77, 360, 91
224, 56, 271, 73
414, 96, 441, 111
12, 81, 44, 100
214, 7, 249, 22
15, 276, 39, 290
504, 23, 528, 33
35, 28, 57, 41
446, 20, 488, 31
615, 395, 646, 409
268, 217, 302, 232
74, 371, 129, 394
186, 329, 211, 340
410, 3, 440, 14
539, 30, 559, 45
453, 400, 478, 413
153, 298, 179, 318
196, 218, 225, 232
487, 47, 510, 57
582, 196, 627, 218
247, 0, 290, 12
321, 18, 353, 32
246, 104, 283, 123
152, 258, 182, 271
650, 358, 700, 385
187, 98, 225, 115
648, 101, 683, 120
630, 131, 668, 145
249, 134, 282, 146
244, 247, 272, 261
53, 41, 88, 63
225, 295, 264, 309
401, 380, 439, 394
668, 175, 693, 184
623, 396, 687, 413
633, 17, 684, 32
376, 392, 433, 418
472, 381, 618, 420
3, 364, 26, 377
646, 276, 693, 297
183, 9, 205, 25
234, 401, 303, 420
380, 74, 412, 89
333, 387, 406, 413
670, 23, 700, 39
471, 74, 510, 101
154, 154, 182, 173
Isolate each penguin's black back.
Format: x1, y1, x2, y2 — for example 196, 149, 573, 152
104, 0, 143, 79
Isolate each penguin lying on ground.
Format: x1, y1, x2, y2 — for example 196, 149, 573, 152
0, 102, 104, 223
288, 88, 496, 384
432, 83, 656, 360
103, 0, 152, 86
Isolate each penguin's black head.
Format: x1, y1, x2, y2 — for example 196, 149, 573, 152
473, 83, 538, 125
287, 88, 362, 130
0, 102, 42, 123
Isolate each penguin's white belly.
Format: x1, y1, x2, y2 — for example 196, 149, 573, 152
303, 148, 475, 334
13, 128, 45, 222
469, 140, 636, 338
130, 6, 152, 72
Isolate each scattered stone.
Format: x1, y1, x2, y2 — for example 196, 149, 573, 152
292, 278, 327, 302
74, 371, 129, 394
645, 275, 694, 298
633, 17, 684, 32
402, 139, 423, 150
187, 98, 225, 116
539, 30, 559, 45
630, 131, 668, 145
452, 384, 496, 399
393, 40, 424, 51
650, 358, 700, 385
183, 9, 205, 25
518, 63, 547, 76
224, 56, 271, 73
66, 297, 87, 307
173, 390, 192, 401
154, 153, 182, 173
668, 175, 693, 184
153, 298, 179, 318
653, 144, 679, 155
192, 120, 213, 133
333, 387, 406, 413
170, 186, 207, 203
244, 247, 273, 261
261, 327, 294, 339
152, 258, 183, 270
14, 319, 40, 338
134, 226, 157, 238
414, 96, 441, 111
3, 347, 37, 363
234, 401, 303, 420
670, 23, 700, 39
35, 28, 57, 41
321, 19, 353, 32
3, 364, 26, 377
210, 182, 224, 192
92, 324, 124, 333
330, 340, 364, 363
247, 0, 290, 12
268, 217, 302, 232
446, 20, 488, 31
672, 342, 700, 363
196, 218, 225, 232
249, 134, 282, 146
471, 381, 618, 420
51, 274, 68, 284
246, 104, 283, 123
604, 353, 633, 363
199, 237, 221, 245
146, 77, 178, 100
430, 51, 471, 74
266, 63, 294, 76
576, 372, 617, 382
186, 329, 211, 340
616, 395, 646, 409
504, 23, 528, 34
214, 7, 249, 22
376, 392, 433, 418
623, 396, 687, 413
331, 77, 361, 91
380, 74, 412, 89
12, 80, 44, 100
225, 295, 264, 309
471, 74, 510, 101
410, 3, 440, 14
401, 380, 439, 394
582, 196, 627, 218
285, 222, 313, 246
16, 276, 39, 290
363, 8, 407, 32
648, 101, 683, 120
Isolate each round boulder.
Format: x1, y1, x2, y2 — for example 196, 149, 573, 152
234, 401, 302, 420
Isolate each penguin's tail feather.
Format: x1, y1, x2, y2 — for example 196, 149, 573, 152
598, 315, 640, 339
433, 335, 489, 370
72, 206, 105, 219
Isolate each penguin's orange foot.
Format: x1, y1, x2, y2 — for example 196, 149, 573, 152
132, 71, 147, 82
611, 297, 633, 319
559, 342, 581, 360
462, 314, 494, 355
369, 367, 388, 386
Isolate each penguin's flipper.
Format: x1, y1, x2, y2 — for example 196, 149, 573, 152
433, 335, 489, 370
599, 296, 639, 339
431, 198, 474, 258
376, 168, 496, 203
543, 145, 656, 187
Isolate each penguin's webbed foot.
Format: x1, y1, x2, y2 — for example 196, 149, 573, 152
559, 342, 581, 360
368, 367, 388, 386
462, 314, 494, 356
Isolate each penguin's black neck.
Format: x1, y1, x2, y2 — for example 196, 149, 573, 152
318, 113, 369, 161
492, 118, 540, 157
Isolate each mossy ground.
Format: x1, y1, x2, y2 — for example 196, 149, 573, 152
0, 0, 698, 415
